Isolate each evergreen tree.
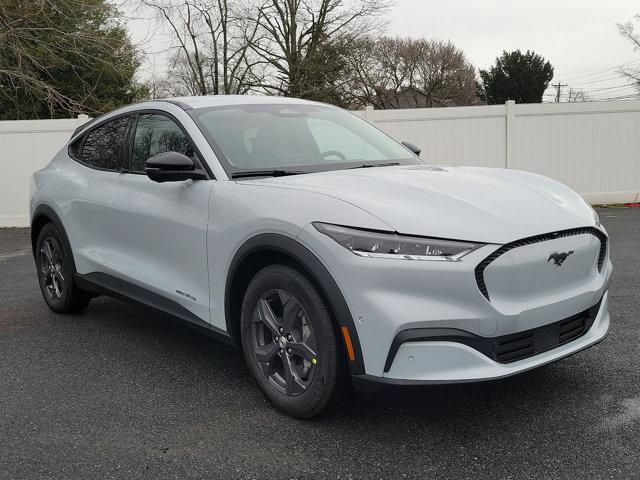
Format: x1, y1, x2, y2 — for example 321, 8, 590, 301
0, 0, 147, 119
478, 50, 553, 104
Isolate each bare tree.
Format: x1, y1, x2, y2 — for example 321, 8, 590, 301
0, 1, 82, 115
343, 37, 480, 109
248, 0, 391, 98
618, 14, 640, 92
340, 37, 413, 108
566, 88, 591, 103
138, 0, 262, 96
0, 0, 144, 119
153, 52, 205, 97
413, 40, 479, 107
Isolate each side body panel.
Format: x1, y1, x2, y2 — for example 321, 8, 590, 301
30, 101, 220, 322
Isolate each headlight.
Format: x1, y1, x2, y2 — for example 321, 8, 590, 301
313, 222, 482, 261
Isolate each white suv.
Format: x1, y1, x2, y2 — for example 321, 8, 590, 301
30, 96, 612, 418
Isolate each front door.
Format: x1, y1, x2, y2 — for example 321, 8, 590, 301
110, 112, 213, 322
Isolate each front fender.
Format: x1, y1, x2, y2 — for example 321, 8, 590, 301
225, 233, 365, 375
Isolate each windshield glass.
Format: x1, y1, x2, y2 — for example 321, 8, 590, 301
189, 103, 421, 176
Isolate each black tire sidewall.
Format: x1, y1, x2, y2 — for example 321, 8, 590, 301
35, 224, 80, 313
240, 264, 341, 418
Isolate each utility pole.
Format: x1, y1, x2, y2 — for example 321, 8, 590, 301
552, 82, 567, 103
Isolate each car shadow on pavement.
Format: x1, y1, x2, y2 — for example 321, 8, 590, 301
83, 295, 606, 427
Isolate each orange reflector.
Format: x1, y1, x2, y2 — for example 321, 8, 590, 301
341, 326, 356, 362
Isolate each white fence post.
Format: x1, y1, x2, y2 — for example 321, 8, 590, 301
77, 114, 90, 128
505, 100, 516, 169
364, 105, 374, 122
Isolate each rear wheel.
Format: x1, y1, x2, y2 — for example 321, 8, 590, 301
36, 223, 91, 313
240, 264, 346, 418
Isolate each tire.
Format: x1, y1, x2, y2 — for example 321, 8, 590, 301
240, 264, 347, 418
35, 223, 91, 314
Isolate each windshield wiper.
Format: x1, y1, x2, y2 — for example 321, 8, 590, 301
349, 162, 400, 170
231, 169, 305, 179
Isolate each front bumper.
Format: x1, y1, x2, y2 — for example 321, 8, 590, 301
298, 223, 612, 383
352, 292, 609, 390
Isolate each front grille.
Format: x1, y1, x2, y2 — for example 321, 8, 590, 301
475, 227, 608, 301
493, 307, 592, 363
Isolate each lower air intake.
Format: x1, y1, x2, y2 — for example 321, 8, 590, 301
494, 308, 591, 363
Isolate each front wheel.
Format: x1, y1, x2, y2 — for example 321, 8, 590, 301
240, 264, 346, 418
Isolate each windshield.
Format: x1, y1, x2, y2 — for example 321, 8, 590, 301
189, 103, 421, 177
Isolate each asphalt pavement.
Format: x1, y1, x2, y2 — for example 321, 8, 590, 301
0, 208, 638, 479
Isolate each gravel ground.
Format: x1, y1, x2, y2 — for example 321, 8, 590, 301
0, 208, 638, 479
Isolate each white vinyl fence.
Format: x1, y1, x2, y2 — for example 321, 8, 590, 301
355, 100, 640, 205
1, 101, 640, 227
0, 115, 90, 227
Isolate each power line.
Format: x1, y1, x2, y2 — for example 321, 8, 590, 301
581, 83, 637, 94
568, 74, 631, 86
541, 60, 640, 99
540, 95, 640, 103
591, 94, 640, 101
555, 58, 640, 80
542, 83, 639, 101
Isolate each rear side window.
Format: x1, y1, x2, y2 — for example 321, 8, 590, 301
80, 116, 129, 170
130, 114, 197, 173
68, 137, 83, 160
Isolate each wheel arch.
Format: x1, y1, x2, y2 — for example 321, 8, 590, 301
225, 233, 365, 375
30, 204, 78, 274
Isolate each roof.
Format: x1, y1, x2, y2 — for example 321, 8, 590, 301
69, 94, 329, 140
159, 95, 325, 110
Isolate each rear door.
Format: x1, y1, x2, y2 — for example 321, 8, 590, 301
108, 111, 214, 322
65, 114, 133, 277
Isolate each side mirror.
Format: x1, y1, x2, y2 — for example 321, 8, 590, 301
401, 141, 421, 156
145, 151, 198, 183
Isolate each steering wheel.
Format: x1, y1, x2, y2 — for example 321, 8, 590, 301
321, 150, 347, 161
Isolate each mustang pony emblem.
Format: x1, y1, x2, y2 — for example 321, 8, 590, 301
548, 250, 575, 267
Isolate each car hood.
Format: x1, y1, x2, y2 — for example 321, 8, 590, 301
243, 165, 596, 244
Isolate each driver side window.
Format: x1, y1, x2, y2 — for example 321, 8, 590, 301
130, 114, 197, 173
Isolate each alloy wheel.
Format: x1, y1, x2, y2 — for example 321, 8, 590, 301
40, 237, 65, 301
251, 289, 318, 396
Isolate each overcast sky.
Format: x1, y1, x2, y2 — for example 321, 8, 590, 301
127, 0, 640, 102
388, 0, 640, 101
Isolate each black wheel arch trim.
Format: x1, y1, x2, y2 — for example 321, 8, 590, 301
31, 204, 78, 273
225, 233, 366, 375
